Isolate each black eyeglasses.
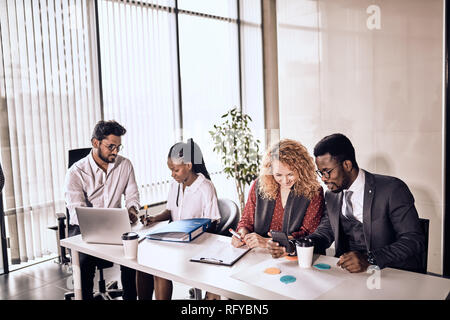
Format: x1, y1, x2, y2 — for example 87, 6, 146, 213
101, 142, 123, 152
315, 164, 340, 179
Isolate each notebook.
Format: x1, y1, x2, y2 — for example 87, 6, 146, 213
145, 218, 211, 242
190, 237, 251, 266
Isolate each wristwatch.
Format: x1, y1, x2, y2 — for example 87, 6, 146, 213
367, 251, 377, 265
287, 240, 296, 255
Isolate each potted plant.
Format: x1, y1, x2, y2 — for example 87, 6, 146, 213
209, 107, 261, 214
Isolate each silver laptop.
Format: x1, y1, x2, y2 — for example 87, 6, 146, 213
76, 207, 132, 245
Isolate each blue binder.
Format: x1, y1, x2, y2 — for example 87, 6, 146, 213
145, 218, 211, 242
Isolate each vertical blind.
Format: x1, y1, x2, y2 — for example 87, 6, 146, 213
240, 0, 264, 141
98, 0, 264, 205
0, 0, 264, 268
98, 0, 180, 205
0, 0, 100, 264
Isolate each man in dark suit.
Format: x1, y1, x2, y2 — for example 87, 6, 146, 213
292, 133, 424, 273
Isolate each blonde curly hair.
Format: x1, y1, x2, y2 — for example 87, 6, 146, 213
258, 139, 321, 200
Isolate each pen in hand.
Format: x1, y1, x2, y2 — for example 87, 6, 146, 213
140, 205, 149, 225
229, 228, 245, 244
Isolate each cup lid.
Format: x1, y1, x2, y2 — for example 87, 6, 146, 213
295, 237, 313, 247
122, 232, 139, 240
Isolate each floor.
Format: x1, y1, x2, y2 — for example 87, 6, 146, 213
0, 257, 196, 300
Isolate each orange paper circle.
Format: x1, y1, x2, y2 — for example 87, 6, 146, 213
284, 256, 298, 261
264, 267, 281, 275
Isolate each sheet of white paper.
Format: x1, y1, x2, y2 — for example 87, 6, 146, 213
132, 221, 169, 242
190, 238, 250, 265
231, 255, 350, 299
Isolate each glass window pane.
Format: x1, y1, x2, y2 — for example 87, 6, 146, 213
99, 1, 180, 203
178, 14, 240, 196
178, 0, 237, 19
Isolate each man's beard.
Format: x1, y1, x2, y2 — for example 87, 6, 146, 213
98, 148, 116, 163
329, 174, 351, 193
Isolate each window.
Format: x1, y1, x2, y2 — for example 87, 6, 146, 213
0, 0, 100, 268
98, 0, 179, 203
0, 0, 264, 271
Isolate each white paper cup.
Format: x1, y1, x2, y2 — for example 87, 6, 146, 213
122, 232, 139, 260
296, 238, 314, 268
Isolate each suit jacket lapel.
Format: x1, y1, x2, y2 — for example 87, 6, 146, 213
325, 191, 342, 247
362, 170, 375, 251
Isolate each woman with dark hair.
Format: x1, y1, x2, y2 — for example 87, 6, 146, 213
137, 138, 220, 300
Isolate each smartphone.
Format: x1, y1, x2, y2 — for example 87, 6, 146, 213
271, 230, 295, 254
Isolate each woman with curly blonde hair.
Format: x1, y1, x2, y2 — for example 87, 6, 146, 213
232, 139, 324, 257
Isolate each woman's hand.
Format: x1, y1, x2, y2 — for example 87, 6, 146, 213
243, 232, 270, 249
267, 239, 287, 258
140, 215, 156, 226
267, 232, 293, 258
231, 228, 248, 248
140, 209, 171, 226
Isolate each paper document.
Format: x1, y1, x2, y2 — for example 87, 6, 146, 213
190, 237, 251, 266
231, 255, 350, 299
131, 221, 168, 243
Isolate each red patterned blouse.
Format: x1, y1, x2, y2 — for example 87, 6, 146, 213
237, 181, 324, 238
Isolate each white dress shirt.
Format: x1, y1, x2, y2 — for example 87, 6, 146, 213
341, 168, 365, 223
166, 173, 221, 222
64, 151, 140, 225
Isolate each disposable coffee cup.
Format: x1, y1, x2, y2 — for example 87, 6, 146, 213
295, 237, 314, 268
122, 232, 139, 260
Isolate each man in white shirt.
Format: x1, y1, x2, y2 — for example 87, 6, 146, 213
64, 120, 140, 300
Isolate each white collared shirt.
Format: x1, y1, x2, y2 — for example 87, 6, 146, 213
64, 151, 140, 225
166, 173, 221, 222
341, 169, 365, 223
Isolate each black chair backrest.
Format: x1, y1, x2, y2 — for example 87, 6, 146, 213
419, 218, 429, 274
65, 147, 114, 271
66, 148, 92, 226
68, 148, 92, 169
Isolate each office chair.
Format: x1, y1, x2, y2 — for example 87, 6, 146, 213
215, 199, 240, 236
60, 148, 123, 300
190, 198, 240, 300
418, 218, 430, 274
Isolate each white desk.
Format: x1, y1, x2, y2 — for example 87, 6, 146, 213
60, 232, 450, 300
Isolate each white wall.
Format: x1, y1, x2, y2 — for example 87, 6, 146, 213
277, 0, 445, 274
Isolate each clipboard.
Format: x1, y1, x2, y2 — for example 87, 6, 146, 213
189, 238, 251, 266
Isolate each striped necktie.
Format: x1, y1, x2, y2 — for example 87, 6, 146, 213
344, 190, 354, 219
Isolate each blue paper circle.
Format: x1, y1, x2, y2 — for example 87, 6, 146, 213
280, 275, 296, 284
313, 263, 331, 270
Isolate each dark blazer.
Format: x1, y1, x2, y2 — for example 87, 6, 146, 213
254, 180, 312, 236
308, 170, 425, 272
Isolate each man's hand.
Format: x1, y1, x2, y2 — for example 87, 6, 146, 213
336, 251, 370, 273
128, 207, 139, 224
